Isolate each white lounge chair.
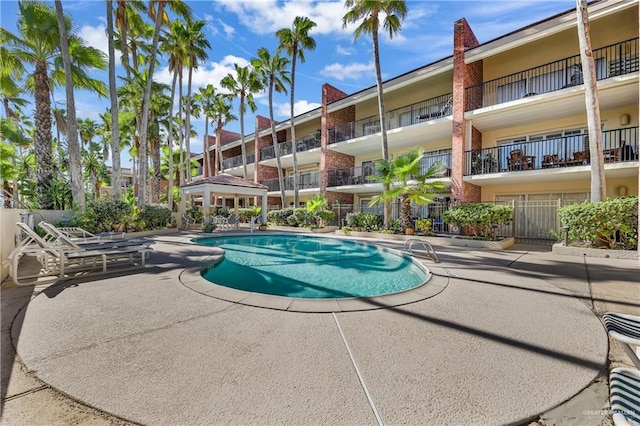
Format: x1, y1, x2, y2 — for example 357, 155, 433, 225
38, 221, 153, 251
8, 222, 152, 286
603, 312, 640, 369
609, 367, 640, 425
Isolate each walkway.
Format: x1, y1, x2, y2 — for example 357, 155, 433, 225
1, 232, 638, 425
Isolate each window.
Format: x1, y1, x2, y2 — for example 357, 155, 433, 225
362, 121, 380, 136
399, 111, 413, 127
530, 69, 566, 94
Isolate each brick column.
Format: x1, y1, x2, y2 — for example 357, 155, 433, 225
321, 84, 356, 205
451, 18, 483, 204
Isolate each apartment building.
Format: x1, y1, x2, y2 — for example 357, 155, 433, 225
192, 0, 638, 240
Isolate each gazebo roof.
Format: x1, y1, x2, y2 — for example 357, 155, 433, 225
181, 174, 267, 190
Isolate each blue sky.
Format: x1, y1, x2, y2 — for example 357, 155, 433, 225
1, 0, 578, 165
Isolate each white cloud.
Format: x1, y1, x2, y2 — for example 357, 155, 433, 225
319, 61, 375, 82
78, 23, 115, 64
218, 19, 236, 38
217, 0, 350, 37
155, 55, 251, 94
276, 100, 321, 118
336, 45, 355, 55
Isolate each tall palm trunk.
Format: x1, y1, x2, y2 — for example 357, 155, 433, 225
576, 0, 605, 202
105, 8, 122, 203
204, 114, 212, 177
268, 79, 286, 207
290, 47, 299, 207
34, 59, 54, 209
240, 94, 248, 180
152, 130, 161, 202
55, 0, 86, 211
178, 73, 185, 186
167, 71, 177, 209
216, 121, 224, 175
138, 1, 165, 207
185, 65, 194, 182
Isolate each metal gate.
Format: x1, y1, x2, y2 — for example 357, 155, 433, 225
499, 200, 562, 244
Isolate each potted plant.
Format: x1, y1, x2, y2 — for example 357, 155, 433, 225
258, 223, 268, 231
203, 223, 217, 233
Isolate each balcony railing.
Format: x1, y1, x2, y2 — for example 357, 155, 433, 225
260, 171, 320, 192
222, 152, 255, 170
465, 38, 639, 111
328, 152, 452, 186
260, 133, 322, 161
328, 92, 453, 145
464, 127, 638, 176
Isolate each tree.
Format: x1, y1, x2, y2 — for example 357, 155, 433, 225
221, 64, 262, 180
106, 0, 122, 200
368, 148, 445, 231
194, 85, 216, 177
343, 0, 407, 227
182, 18, 210, 183
4, 1, 106, 208
54, 0, 85, 211
252, 47, 290, 208
211, 92, 236, 175
576, 0, 605, 203
276, 16, 317, 207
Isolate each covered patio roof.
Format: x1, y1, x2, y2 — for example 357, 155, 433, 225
180, 174, 268, 222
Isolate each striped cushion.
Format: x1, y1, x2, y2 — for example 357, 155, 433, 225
610, 368, 640, 426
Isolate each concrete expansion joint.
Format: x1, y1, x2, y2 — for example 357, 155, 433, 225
2, 384, 49, 402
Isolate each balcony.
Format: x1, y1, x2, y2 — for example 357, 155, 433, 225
465, 38, 639, 111
260, 133, 321, 161
222, 152, 255, 170
328, 92, 453, 145
328, 152, 452, 187
260, 172, 320, 192
464, 127, 638, 176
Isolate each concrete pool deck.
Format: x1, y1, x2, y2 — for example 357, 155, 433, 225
1, 231, 638, 425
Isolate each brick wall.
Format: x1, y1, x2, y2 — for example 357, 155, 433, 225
325, 191, 354, 206
451, 18, 482, 204
321, 84, 355, 191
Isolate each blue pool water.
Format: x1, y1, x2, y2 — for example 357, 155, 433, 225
195, 235, 428, 299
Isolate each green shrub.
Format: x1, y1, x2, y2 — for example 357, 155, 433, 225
557, 196, 637, 250
139, 204, 172, 230
286, 208, 311, 227
239, 207, 261, 223
84, 197, 133, 233
442, 203, 512, 240
345, 212, 383, 230
415, 218, 432, 234
268, 207, 295, 225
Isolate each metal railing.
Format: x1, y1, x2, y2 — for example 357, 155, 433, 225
260, 133, 322, 161
260, 171, 320, 192
464, 127, 638, 176
328, 92, 453, 145
222, 152, 255, 170
465, 38, 639, 111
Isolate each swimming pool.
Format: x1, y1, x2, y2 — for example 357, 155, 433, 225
195, 235, 429, 299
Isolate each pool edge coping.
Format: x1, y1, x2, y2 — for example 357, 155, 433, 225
179, 234, 450, 313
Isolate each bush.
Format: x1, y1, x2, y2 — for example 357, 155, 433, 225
268, 207, 295, 225
345, 212, 383, 230
139, 204, 172, 230
84, 198, 133, 233
286, 208, 311, 227
239, 207, 261, 223
415, 218, 431, 234
442, 203, 512, 240
557, 196, 637, 250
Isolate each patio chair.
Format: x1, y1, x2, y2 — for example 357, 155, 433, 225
542, 154, 559, 168
38, 221, 154, 252
609, 367, 640, 425
181, 213, 195, 231
8, 222, 152, 286
226, 215, 239, 231
603, 312, 640, 369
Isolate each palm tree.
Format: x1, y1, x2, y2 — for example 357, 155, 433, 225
221, 64, 262, 180
183, 18, 210, 183
78, 118, 98, 151
54, 0, 85, 211
138, 0, 191, 206
4, 1, 106, 209
194, 84, 216, 177
161, 19, 188, 207
343, 0, 407, 227
276, 16, 317, 207
576, 0, 605, 203
106, 0, 122, 200
252, 47, 290, 208
369, 148, 445, 232
211, 92, 237, 175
